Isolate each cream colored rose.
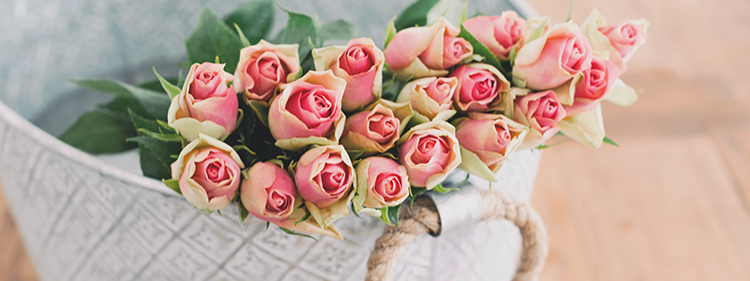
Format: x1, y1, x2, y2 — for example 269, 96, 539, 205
397, 76, 457, 121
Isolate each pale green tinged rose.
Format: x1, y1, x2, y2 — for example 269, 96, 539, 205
397, 121, 461, 189
352, 157, 409, 215
294, 145, 355, 229
234, 40, 301, 103
170, 134, 244, 211
456, 113, 529, 181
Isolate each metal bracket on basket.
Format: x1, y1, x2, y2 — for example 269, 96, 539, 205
424, 182, 484, 237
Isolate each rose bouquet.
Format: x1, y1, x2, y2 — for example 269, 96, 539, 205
60, 0, 648, 239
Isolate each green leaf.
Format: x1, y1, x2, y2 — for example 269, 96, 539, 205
138, 77, 178, 93
383, 16, 398, 48
458, 24, 508, 77
409, 187, 428, 207
566, 0, 574, 22
163, 179, 181, 194
71, 79, 171, 121
153, 68, 182, 99
431, 184, 459, 193
247, 100, 270, 127
186, 8, 244, 71
137, 128, 182, 142
295, 209, 312, 226
387, 204, 401, 226
527, 17, 550, 43
127, 110, 182, 180
238, 200, 250, 224
279, 226, 317, 241
60, 110, 137, 154
378, 206, 391, 225
603, 136, 620, 147
224, 0, 275, 45
280, 8, 320, 63
320, 19, 358, 44
233, 23, 252, 47
346, 149, 370, 161
394, 0, 440, 30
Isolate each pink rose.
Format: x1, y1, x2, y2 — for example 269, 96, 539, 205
354, 157, 409, 209
268, 71, 346, 150
564, 56, 620, 116
234, 40, 301, 102
512, 23, 593, 90
294, 145, 355, 209
170, 134, 244, 211
450, 63, 510, 112
456, 113, 528, 177
513, 90, 567, 149
463, 12, 527, 60
168, 63, 238, 142
385, 18, 473, 79
313, 38, 384, 112
340, 104, 400, 155
397, 121, 461, 189
397, 76, 457, 120
599, 20, 648, 63
240, 162, 296, 222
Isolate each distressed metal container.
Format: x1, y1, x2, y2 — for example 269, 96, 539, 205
0, 0, 540, 280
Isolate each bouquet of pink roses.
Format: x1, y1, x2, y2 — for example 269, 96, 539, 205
61, 0, 648, 239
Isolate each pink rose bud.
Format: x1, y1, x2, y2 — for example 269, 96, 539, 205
355, 157, 409, 208
385, 18, 473, 80
512, 23, 593, 90
294, 145, 355, 209
398, 121, 461, 189
268, 71, 346, 150
240, 162, 296, 222
599, 20, 648, 63
513, 90, 567, 149
234, 40, 301, 103
340, 104, 400, 155
450, 63, 510, 112
171, 134, 245, 211
313, 38, 385, 112
397, 76, 458, 120
456, 113, 528, 173
463, 11, 527, 60
167, 63, 238, 142
564, 57, 620, 116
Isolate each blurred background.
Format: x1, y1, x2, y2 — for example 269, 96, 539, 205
2, 0, 750, 280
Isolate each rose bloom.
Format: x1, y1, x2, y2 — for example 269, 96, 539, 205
234, 40, 301, 103
268, 70, 346, 150
513, 90, 567, 149
462, 11, 526, 60
450, 63, 510, 112
340, 104, 400, 155
240, 162, 296, 222
294, 145, 355, 209
171, 134, 244, 211
313, 38, 384, 112
355, 157, 409, 209
397, 121, 461, 189
456, 113, 528, 175
512, 22, 593, 90
397, 76, 457, 120
384, 17, 473, 79
564, 56, 620, 116
599, 19, 648, 63
168, 62, 238, 142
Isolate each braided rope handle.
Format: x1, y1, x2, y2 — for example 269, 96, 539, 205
366, 190, 549, 281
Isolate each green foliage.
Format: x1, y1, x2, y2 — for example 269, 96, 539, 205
224, 0, 275, 45
280, 7, 321, 73
431, 184, 459, 193
127, 110, 182, 180
238, 200, 250, 224
186, 8, 244, 71
320, 19, 358, 44
70, 79, 171, 120
394, 0, 441, 30
138, 77, 178, 93
279, 226, 317, 241
163, 179, 182, 194
603, 136, 620, 147
153, 67, 181, 99
457, 24, 508, 77
59, 110, 137, 154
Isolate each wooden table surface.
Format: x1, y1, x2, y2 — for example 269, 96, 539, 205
2, 0, 750, 280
